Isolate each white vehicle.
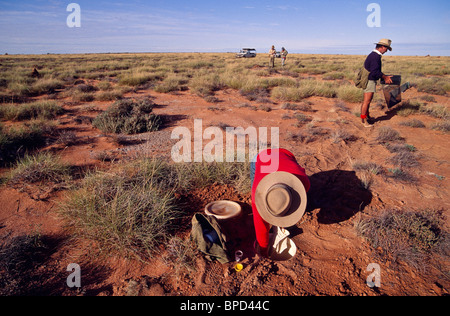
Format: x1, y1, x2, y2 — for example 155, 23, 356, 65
236, 48, 257, 58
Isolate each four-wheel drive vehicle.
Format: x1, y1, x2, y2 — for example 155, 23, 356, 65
236, 48, 257, 58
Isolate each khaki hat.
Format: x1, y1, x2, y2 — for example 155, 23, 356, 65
254, 172, 307, 228
205, 200, 242, 220
375, 39, 392, 51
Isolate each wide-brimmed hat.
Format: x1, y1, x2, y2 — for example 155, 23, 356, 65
205, 200, 242, 220
254, 172, 307, 227
375, 39, 392, 51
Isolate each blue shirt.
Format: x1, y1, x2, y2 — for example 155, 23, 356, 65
364, 50, 384, 81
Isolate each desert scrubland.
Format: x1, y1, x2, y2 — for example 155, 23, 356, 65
0, 52, 449, 296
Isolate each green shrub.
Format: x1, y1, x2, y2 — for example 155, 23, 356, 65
92, 99, 162, 134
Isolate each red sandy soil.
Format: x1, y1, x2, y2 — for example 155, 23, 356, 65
0, 79, 449, 296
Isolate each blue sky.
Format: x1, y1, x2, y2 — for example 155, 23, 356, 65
0, 0, 449, 55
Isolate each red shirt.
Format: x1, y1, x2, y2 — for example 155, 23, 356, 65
251, 149, 310, 250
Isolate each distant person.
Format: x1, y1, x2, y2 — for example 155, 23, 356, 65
281, 47, 288, 67
269, 45, 276, 68
251, 148, 310, 258
360, 39, 393, 127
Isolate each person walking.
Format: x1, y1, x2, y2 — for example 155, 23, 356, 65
281, 47, 288, 67
360, 39, 393, 127
269, 45, 276, 68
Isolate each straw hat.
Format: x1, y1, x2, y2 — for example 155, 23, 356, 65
375, 39, 392, 51
205, 200, 242, 220
254, 172, 307, 228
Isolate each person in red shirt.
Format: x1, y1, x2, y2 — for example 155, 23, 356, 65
251, 148, 310, 257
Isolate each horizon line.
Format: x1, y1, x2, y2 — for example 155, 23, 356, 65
2, 51, 449, 57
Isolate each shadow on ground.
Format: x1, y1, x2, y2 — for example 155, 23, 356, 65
306, 170, 373, 224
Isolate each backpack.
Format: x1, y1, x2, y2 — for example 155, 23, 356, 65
355, 66, 370, 89
190, 213, 230, 264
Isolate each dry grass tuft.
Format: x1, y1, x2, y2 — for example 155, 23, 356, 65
430, 120, 450, 133
356, 209, 448, 269
399, 119, 426, 128
376, 126, 403, 143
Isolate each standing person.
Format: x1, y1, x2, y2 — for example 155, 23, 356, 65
269, 45, 276, 68
250, 148, 310, 257
361, 39, 393, 127
281, 47, 288, 67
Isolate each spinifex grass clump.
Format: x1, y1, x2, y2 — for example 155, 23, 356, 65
0, 101, 64, 121
0, 233, 49, 296
271, 79, 337, 101
61, 163, 180, 260
92, 99, 162, 134
0, 123, 48, 166
356, 209, 448, 269
9, 152, 70, 185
